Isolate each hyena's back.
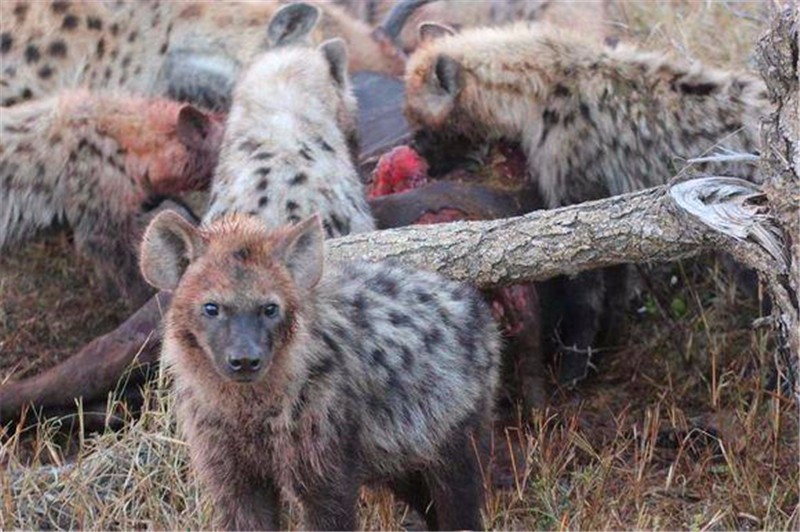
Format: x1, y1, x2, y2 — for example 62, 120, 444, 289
306, 258, 500, 471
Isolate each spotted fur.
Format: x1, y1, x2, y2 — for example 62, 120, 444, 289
140, 211, 500, 530
0, 0, 404, 110
405, 23, 768, 206
404, 23, 770, 383
204, 38, 374, 237
0, 90, 223, 302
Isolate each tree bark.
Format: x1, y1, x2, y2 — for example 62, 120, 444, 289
328, 184, 780, 288
756, 3, 799, 396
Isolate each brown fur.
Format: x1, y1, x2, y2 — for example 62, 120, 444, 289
0, 90, 223, 304
142, 212, 501, 529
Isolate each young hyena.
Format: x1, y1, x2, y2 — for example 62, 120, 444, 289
204, 28, 374, 237
140, 211, 500, 530
0, 90, 223, 303
404, 23, 769, 384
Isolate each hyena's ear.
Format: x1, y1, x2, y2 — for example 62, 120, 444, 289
267, 2, 321, 48
431, 53, 462, 96
140, 210, 205, 291
418, 22, 455, 44
319, 38, 349, 88
176, 105, 214, 150
275, 214, 325, 291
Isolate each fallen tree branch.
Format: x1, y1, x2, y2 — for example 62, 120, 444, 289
328, 182, 783, 288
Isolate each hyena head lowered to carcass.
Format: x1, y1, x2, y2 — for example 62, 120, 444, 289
403, 22, 770, 384
140, 211, 501, 530
204, 4, 374, 237
0, 90, 224, 304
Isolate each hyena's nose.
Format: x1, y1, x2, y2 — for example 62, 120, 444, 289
227, 353, 261, 373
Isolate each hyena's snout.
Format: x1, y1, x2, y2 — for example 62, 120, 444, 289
218, 314, 273, 382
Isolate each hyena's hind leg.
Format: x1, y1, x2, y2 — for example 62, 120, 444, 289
550, 265, 632, 386
538, 270, 606, 386
388, 471, 437, 529
423, 415, 490, 531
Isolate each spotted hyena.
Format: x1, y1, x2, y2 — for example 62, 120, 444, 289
404, 23, 769, 383
0, 90, 223, 303
140, 211, 500, 530
0, 1, 409, 111
204, 9, 374, 237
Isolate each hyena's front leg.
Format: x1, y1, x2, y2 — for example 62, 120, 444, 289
296, 463, 361, 530
189, 435, 282, 530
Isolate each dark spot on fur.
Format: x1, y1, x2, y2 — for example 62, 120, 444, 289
20, 88, 32, 100
289, 172, 307, 186
239, 139, 259, 154
104, 66, 112, 80
87, 16, 102, 30
110, 23, 119, 36
401, 346, 414, 370
233, 247, 250, 261
62, 14, 79, 30
179, 329, 201, 350
415, 290, 433, 304
253, 151, 273, 160
247, 209, 258, 216
330, 214, 349, 235
320, 332, 344, 362
308, 357, 335, 379
48, 40, 67, 58
299, 147, 313, 161
389, 311, 413, 328
38, 65, 54, 79
51, 1, 70, 13
159, 42, 168, 55
317, 137, 334, 152
286, 200, 299, 212
13, 3, 28, 21
256, 178, 269, 191
24, 45, 40, 64
0, 33, 12, 54
128, 30, 138, 42
423, 327, 443, 347
96, 38, 105, 58
368, 273, 398, 297
553, 84, 571, 97
579, 102, 592, 120
677, 81, 718, 96
322, 221, 334, 238
371, 348, 389, 368
258, 196, 269, 207
121, 55, 131, 69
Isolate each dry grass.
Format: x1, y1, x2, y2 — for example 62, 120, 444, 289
1, 1, 797, 530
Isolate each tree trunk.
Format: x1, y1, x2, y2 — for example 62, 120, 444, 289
756, 3, 799, 396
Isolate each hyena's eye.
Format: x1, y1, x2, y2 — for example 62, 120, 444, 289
202, 302, 220, 317
262, 303, 279, 318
